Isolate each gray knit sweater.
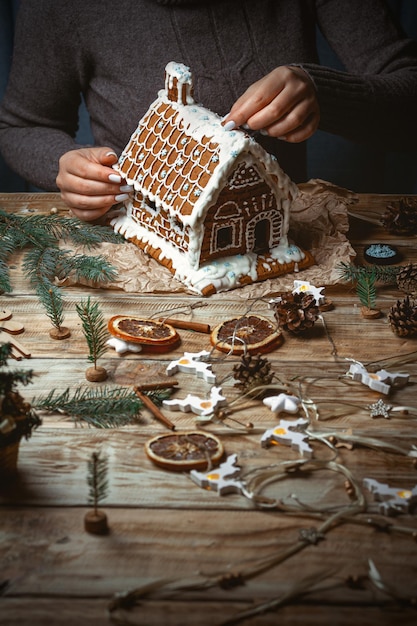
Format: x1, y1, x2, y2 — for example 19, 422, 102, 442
1, 0, 417, 189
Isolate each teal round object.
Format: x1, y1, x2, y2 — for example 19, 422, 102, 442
364, 243, 401, 265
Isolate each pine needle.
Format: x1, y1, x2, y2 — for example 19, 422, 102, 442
0, 209, 122, 296
87, 450, 109, 513
76, 297, 109, 366
32, 386, 143, 428
32, 386, 172, 428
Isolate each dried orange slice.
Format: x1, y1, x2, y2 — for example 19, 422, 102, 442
145, 431, 224, 471
210, 315, 283, 355
107, 315, 180, 352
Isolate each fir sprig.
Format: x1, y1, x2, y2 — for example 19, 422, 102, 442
76, 297, 109, 367
338, 262, 398, 309
64, 253, 118, 284
87, 451, 109, 514
36, 279, 65, 331
32, 386, 171, 428
0, 258, 11, 293
0, 208, 123, 295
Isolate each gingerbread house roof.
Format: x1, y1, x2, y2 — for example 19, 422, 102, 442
117, 62, 297, 228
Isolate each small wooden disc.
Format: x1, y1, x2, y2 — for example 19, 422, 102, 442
360, 306, 382, 320
85, 366, 108, 382
319, 299, 334, 312
0, 308, 12, 321
49, 326, 71, 340
84, 510, 109, 535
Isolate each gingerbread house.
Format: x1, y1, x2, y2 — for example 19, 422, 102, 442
112, 62, 314, 295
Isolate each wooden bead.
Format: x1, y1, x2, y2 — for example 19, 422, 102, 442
84, 510, 109, 535
49, 326, 71, 340
85, 366, 108, 382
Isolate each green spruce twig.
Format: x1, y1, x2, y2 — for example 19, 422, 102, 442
32, 386, 171, 428
0, 209, 122, 330
85, 450, 109, 534
87, 450, 109, 514
76, 297, 109, 382
338, 262, 398, 314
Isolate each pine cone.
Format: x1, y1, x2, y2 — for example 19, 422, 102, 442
388, 296, 417, 337
233, 353, 274, 395
396, 263, 417, 296
381, 197, 417, 235
273, 292, 319, 334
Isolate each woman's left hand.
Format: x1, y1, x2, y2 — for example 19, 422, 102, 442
223, 65, 320, 142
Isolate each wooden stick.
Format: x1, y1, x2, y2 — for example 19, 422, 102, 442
159, 318, 211, 334
135, 380, 179, 392
134, 388, 176, 431
0, 331, 31, 358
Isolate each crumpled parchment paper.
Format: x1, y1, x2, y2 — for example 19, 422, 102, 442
60, 179, 357, 299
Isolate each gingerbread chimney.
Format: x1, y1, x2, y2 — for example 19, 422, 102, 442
164, 62, 195, 106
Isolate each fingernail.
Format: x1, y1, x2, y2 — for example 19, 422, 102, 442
115, 193, 129, 202
106, 151, 118, 158
109, 173, 122, 183
277, 136, 287, 141
260, 129, 269, 136
242, 123, 250, 130
119, 184, 133, 192
223, 120, 237, 131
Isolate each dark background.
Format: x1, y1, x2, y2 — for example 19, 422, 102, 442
0, 0, 416, 193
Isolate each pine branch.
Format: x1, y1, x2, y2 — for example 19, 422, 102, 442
23, 246, 61, 287
57, 216, 124, 249
0, 210, 122, 297
76, 297, 109, 366
338, 261, 398, 284
32, 386, 171, 428
35, 278, 65, 330
0, 258, 11, 293
87, 451, 109, 513
62, 253, 118, 284
356, 274, 377, 309
32, 386, 144, 428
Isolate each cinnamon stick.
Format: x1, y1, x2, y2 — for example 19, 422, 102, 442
135, 380, 179, 392
134, 388, 176, 431
159, 318, 211, 334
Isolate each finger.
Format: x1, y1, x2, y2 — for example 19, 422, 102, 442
99, 149, 119, 167
265, 108, 320, 143
224, 83, 282, 130
69, 206, 114, 222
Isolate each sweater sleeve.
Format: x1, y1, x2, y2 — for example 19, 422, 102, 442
0, 1, 86, 190
303, 0, 417, 149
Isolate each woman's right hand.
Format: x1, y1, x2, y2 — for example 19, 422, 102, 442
56, 147, 132, 222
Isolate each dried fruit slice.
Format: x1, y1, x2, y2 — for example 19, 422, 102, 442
145, 431, 224, 471
210, 315, 283, 355
108, 315, 180, 352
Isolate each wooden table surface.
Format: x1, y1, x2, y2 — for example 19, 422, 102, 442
1, 192, 417, 626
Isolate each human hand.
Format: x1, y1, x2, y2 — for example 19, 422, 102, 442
223, 66, 320, 142
56, 147, 132, 222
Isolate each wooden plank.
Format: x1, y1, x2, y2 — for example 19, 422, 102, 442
1, 429, 417, 507
1, 507, 416, 603
2, 598, 417, 626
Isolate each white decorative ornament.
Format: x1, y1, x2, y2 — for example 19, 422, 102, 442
346, 362, 409, 395
166, 350, 216, 383
292, 280, 325, 305
363, 478, 417, 516
163, 386, 227, 419
190, 454, 245, 496
106, 337, 142, 354
261, 418, 313, 458
263, 393, 300, 414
